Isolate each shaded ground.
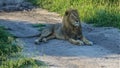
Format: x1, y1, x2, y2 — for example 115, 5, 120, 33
0, 8, 120, 68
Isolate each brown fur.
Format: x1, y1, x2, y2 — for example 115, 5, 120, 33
35, 9, 93, 45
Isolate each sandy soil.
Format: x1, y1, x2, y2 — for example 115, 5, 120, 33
0, 8, 120, 68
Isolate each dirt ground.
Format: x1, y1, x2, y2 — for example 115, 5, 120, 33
0, 8, 120, 68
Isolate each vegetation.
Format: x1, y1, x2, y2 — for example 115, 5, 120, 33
0, 26, 22, 60
0, 58, 46, 68
28, 0, 120, 28
0, 26, 46, 68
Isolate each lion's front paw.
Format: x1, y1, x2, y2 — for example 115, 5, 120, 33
85, 41, 93, 45
34, 39, 40, 45
77, 40, 84, 46
42, 38, 47, 42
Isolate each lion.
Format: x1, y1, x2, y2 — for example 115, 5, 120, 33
35, 9, 93, 45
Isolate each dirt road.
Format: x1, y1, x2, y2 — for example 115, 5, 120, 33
0, 8, 119, 68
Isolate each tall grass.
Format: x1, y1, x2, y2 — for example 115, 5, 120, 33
28, 0, 120, 28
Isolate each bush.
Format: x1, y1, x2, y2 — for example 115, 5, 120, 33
28, 0, 120, 28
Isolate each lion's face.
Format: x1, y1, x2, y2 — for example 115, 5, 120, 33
65, 9, 81, 27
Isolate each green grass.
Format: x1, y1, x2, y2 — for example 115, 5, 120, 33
0, 26, 47, 68
0, 26, 22, 60
28, 0, 120, 29
0, 58, 47, 68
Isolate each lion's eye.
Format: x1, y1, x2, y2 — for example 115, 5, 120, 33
76, 20, 79, 22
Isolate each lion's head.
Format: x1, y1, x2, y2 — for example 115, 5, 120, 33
62, 9, 83, 39
62, 9, 81, 28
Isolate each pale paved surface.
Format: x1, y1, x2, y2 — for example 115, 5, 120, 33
0, 8, 120, 68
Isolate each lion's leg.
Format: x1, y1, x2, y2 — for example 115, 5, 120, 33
81, 36, 93, 45
68, 38, 84, 45
42, 35, 55, 42
55, 35, 65, 40
35, 29, 52, 44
